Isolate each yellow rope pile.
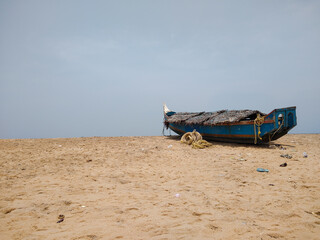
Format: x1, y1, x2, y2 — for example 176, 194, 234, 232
181, 130, 212, 149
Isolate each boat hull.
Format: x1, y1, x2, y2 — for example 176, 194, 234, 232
164, 106, 297, 144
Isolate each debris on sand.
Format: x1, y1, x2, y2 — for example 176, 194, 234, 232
280, 154, 292, 159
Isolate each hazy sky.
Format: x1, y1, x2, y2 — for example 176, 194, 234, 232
1, 0, 319, 139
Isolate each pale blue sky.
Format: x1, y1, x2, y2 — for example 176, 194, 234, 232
1, 0, 319, 138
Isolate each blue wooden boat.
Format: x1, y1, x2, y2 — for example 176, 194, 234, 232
163, 104, 297, 144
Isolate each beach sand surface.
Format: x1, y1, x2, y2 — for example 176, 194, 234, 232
0, 134, 319, 240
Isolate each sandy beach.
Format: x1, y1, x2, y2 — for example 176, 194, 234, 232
0, 134, 319, 240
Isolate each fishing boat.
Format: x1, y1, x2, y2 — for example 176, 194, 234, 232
163, 104, 297, 144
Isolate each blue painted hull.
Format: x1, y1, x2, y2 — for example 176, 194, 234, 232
164, 107, 297, 144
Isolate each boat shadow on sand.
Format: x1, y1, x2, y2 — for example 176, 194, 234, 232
164, 135, 295, 149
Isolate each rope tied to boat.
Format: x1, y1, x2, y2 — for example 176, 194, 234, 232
181, 130, 212, 149
254, 114, 265, 144
269, 116, 285, 142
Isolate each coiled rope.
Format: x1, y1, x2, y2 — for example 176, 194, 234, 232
254, 114, 265, 144
181, 130, 212, 149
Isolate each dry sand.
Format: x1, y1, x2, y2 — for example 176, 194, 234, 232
0, 134, 319, 240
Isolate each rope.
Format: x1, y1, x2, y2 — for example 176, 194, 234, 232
162, 125, 172, 137
181, 130, 212, 149
162, 118, 171, 136
254, 114, 265, 144
269, 117, 284, 142
191, 139, 213, 149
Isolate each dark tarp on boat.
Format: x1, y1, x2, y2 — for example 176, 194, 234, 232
165, 110, 266, 126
